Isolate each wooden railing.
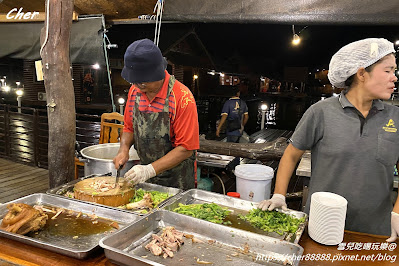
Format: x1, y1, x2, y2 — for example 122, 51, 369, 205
0, 104, 101, 168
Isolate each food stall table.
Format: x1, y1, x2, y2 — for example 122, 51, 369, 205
0, 236, 115, 266
0, 231, 397, 265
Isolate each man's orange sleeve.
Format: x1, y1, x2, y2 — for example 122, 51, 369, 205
172, 85, 199, 150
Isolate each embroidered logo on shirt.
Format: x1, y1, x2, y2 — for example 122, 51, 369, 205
180, 87, 194, 108
383, 119, 397, 133
234, 101, 240, 110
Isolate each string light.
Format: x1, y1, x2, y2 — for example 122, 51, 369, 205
292, 25, 300, 45
193, 74, 198, 80
291, 25, 308, 46
292, 34, 300, 45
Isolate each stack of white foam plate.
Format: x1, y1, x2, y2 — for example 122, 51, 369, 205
308, 192, 348, 245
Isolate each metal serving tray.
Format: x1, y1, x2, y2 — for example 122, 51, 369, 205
46, 174, 183, 215
0, 193, 139, 259
163, 189, 307, 244
100, 210, 303, 266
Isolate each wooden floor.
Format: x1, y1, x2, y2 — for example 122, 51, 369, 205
0, 158, 49, 204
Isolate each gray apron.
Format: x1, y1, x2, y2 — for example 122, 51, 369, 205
132, 75, 195, 190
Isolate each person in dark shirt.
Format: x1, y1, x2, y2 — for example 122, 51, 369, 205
216, 87, 249, 143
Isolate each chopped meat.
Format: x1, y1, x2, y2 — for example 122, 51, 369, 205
144, 226, 184, 258
242, 242, 250, 254
192, 237, 204, 244
164, 240, 178, 251
88, 214, 98, 220
165, 229, 176, 243
162, 246, 174, 258
196, 258, 213, 264
172, 230, 184, 242
51, 208, 64, 220
184, 233, 194, 239
152, 234, 164, 244
145, 240, 163, 256
125, 193, 153, 210
90, 179, 117, 193
109, 221, 119, 229
0, 203, 48, 235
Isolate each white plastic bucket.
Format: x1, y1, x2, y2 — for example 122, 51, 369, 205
235, 164, 274, 202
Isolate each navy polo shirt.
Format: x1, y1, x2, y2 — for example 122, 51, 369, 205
290, 91, 399, 235
221, 97, 248, 136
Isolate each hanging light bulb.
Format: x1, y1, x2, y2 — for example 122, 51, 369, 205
193, 74, 198, 80
292, 34, 300, 45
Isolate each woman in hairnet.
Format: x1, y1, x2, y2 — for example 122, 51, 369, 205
259, 38, 399, 240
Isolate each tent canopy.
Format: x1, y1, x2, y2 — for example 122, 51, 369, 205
164, 0, 399, 25
0, 0, 398, 24
0, 17, 104, 64
1, 0, 398, 63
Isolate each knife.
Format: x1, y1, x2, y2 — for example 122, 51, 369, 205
115, 165, 123, 185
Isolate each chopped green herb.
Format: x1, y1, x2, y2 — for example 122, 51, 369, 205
173, 203, 231, 224
239, 209, 305, 235
130, 188, 170, 208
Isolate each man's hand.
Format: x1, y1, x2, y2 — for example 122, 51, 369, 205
216, 128, 220, 137
258, 194, 288, 211
113, 151, 130, 170
239, 124, 244, 135
386, 212, 399, 242
124, 164, 156, 185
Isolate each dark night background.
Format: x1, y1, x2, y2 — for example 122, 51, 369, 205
107, 23, 399, 80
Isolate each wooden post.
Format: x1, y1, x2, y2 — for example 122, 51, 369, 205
40, 0, 75, 188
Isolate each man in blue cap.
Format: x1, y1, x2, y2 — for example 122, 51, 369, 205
113, 39, 199, 190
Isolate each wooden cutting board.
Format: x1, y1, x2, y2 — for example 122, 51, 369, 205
74, 176, 134, 207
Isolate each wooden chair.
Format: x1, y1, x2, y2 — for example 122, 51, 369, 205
74, 112, 124, 179
98, 112, 124, 144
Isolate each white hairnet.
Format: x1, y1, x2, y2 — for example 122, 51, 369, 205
328, 38, 395, 88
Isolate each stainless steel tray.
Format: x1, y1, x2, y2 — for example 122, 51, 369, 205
163, 189, 307, 244
100, 210, 303, 266
0, 193, 139, 259
46, 174, 182, 215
